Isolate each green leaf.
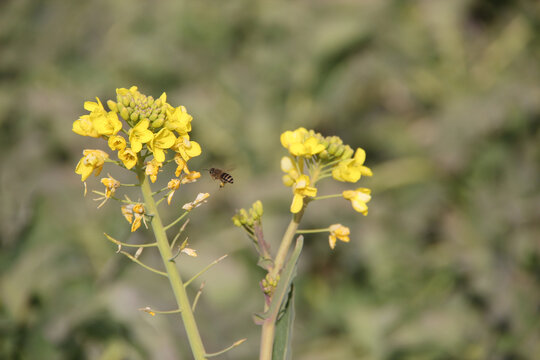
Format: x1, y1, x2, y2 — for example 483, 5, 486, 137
272, 285, 295, 360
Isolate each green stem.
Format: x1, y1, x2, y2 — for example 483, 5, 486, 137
313, 193, 342, 200
269, 208, 305, 280
138, 168, 206, 360
296, 228, 330, 234
164, 211, 189, 231
261, 207, 305, 360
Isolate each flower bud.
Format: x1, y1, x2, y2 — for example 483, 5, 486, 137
319, 150, 329, 160
341, 145, 354, 159
232, 215, 242, 227
252, 200, 263, 217
130, 111, 139, 122
334, 145, 344, 158
151, 118, 164, 128
282, 174, 294, 187
107, 100, 118, 112
120, 107, 130, 120
327, 143, 338, 155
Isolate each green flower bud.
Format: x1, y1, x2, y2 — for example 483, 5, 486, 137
319, 150, 330, 160
122, 97, 130, 107
239, 208, 249, 223
334, 145, 345, 158
232, 215, 242, 227
341, 145, 354, 159
151, 118, 164, 128
327, 143, 338, 155
130, 111, 139, 122
120, 108, 130, 120
252, 200, 263, 217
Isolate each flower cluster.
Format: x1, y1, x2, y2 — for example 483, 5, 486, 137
280, 127, 372, 215
74, 86, 201, 180
279, 127, 373, 249
73, 86, 204, 232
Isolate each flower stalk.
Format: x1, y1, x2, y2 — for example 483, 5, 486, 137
137, 168, 207, 360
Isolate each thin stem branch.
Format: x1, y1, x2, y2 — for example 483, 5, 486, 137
191, 281, 205, 312
164, 211, 189, 231
296, 228, 330, 234
313, 193, 342, 200
104, 233, 157, 248
205, 339, 247, 358
119, 251, 167, 277
170, 219, 190, 249
139, 306, 182, 315
184, 255, 228, 288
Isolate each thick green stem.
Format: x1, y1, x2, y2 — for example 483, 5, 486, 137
269, 209, 304, 280
138, 169, 206, 360
260, 208, 305, 360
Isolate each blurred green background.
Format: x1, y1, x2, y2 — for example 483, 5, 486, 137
1, 0, 540, 359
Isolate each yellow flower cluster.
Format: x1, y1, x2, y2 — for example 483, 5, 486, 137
280, 127, 373, 214
73, 86, 202, 180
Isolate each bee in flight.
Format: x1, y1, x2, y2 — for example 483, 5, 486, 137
208, 168, 234, 188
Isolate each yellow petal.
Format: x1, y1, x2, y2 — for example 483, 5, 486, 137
290, 194, 304, 213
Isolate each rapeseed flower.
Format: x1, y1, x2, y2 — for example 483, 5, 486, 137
328, 224, 350, 249
75, 149, 109, 181
343, 188, 371, 215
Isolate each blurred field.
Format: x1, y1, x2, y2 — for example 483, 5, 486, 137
1, 0, 540, 359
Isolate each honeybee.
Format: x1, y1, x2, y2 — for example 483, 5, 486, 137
208, 168, 234, 187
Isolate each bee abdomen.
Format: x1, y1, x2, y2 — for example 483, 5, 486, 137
221, 173, 234, 183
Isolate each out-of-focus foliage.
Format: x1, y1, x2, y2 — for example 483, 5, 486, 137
1, 0, 539, 359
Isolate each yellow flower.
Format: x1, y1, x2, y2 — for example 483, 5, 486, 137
128, 119, 153, 153
182, 192, 210, 211
93, 111, 122, 136
148, 128, 176, 162
75, 149, 109, 181
121, 203, 146, 232
96, 174, 120, 208
167, 178, 181, 205
343, 188, 371, 215
165, 105, 193, 135
280, 128, 308, 149
290, 136, 325, 157
108, 135, 126, 151
332, 148, 373, 183
118, 148, 138, 169
101, 175, 120, 198
72, 98, 107, 137
328, 224, 350, 249
72, 115, 99, 138
181, 170, 201, 184
290, 175, 317, 213
172, 135, 202, 162
281, 128, 324, 157
174, 154, 189, 177
145, 158, 162, 183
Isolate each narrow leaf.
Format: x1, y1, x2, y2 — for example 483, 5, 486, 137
272, 285, 295, 360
